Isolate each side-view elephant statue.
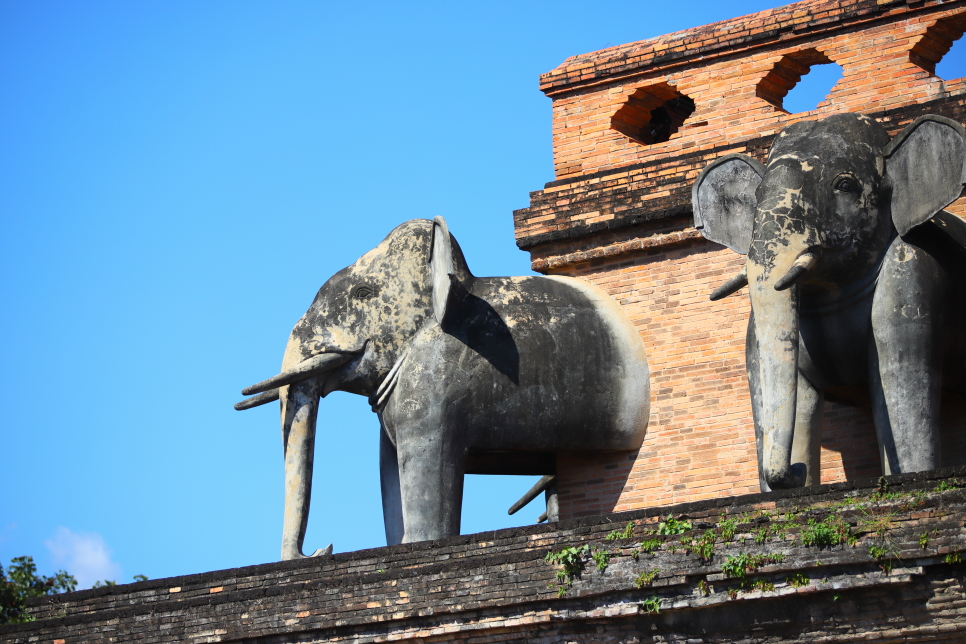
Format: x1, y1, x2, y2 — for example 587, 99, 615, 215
692, 113, 966, 491
236, 216, 650, 559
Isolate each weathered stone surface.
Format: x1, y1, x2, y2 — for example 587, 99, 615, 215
5, 468, 966, 643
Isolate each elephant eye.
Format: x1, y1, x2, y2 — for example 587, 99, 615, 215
352, 285, 376, 301
833, 175, 860, 193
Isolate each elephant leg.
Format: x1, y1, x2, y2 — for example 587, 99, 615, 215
870, 237, 946, 475
791, 374, 823, 487
395, 424, 465, 544
379, 424, 405, 546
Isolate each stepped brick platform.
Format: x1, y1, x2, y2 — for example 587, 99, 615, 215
3, 468, 966, 643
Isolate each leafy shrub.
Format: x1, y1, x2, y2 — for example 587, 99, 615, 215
635, 569, 660, 588
591, 548, 610, 572
632, 538, 662, 559
606, 521, 635, 541
641, 596, 661, 614
718, 518, 738, 541
787, 572, 810, 588
657, 515, 691, 536
721, 553, 785, 579
801, 516, 852, 547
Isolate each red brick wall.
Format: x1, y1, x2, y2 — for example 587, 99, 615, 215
515, 0, 966, 520
542, 1, 966, 184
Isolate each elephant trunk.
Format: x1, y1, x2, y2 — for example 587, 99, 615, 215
748, 240, 813, 490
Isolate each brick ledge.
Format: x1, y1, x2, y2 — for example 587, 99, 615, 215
531, 228, 705, 272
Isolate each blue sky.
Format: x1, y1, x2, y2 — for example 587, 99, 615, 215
1, 1, 962, 587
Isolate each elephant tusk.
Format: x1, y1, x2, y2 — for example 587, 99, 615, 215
774, 252, 819, 291
710, 267, 748, 301
234, 388, 280, 411
507, 474, 556, 515
241, 351, 356, 396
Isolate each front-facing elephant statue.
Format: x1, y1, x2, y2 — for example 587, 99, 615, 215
693, 113, 966, 491
236, 217, 650, 559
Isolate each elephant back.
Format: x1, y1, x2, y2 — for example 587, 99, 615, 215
389, 274, 650, 452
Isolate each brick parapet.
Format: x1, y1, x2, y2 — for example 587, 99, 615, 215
5, 468, 966, 643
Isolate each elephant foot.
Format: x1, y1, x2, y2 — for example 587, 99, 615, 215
767, 463, 808, 490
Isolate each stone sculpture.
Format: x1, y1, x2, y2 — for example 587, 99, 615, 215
236, 217, 650, 559
692, 113, 966, 491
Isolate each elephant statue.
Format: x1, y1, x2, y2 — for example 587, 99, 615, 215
236, 216, 650, 559
692, 113, 966, 491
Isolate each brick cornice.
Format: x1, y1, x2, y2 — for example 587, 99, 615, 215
539, 0, 966, 96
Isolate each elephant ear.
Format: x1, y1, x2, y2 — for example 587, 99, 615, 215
429, 216, 456, 324
884, 115, 966, 237
692, 153, 765, 255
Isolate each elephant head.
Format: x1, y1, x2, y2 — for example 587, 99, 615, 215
236, 217, 471, 559
693, 113, 966, 489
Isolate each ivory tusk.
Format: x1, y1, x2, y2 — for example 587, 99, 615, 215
241, 351, 355, 396
234, 388, 280, 411
774, 252, 819, 291
507, 475, 556, 515
710, 267, 748, 301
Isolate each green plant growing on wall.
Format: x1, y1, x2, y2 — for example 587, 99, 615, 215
632, 538, 662, 559
745, 579, 775, 592
591, 547, 611, 572
721, 552, 785, 598
545, 544, 589, 597
867, 545, 888, 560
867, 543, 899, 573
696, 578, 711, 596
753, 525, 770, 545
657, 515, 691, 535
718, 517, 738, 541
693, 530, 716, 562
721, 553, 750, 579
934, 480, 961, 493
606, 521, 635, 540
859, 509, 895, 539
787, 572, 810, 588
800, 515, 853, 547
945, 552, 963, 565
721, 553, 785, 580
635, 568, 660, 588
641, 596, 661, 614
919, 532, 929, 549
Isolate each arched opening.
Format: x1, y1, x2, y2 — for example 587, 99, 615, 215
611, 82, 696, 146
757, 48, 844, 113
911, 13, 966, 80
